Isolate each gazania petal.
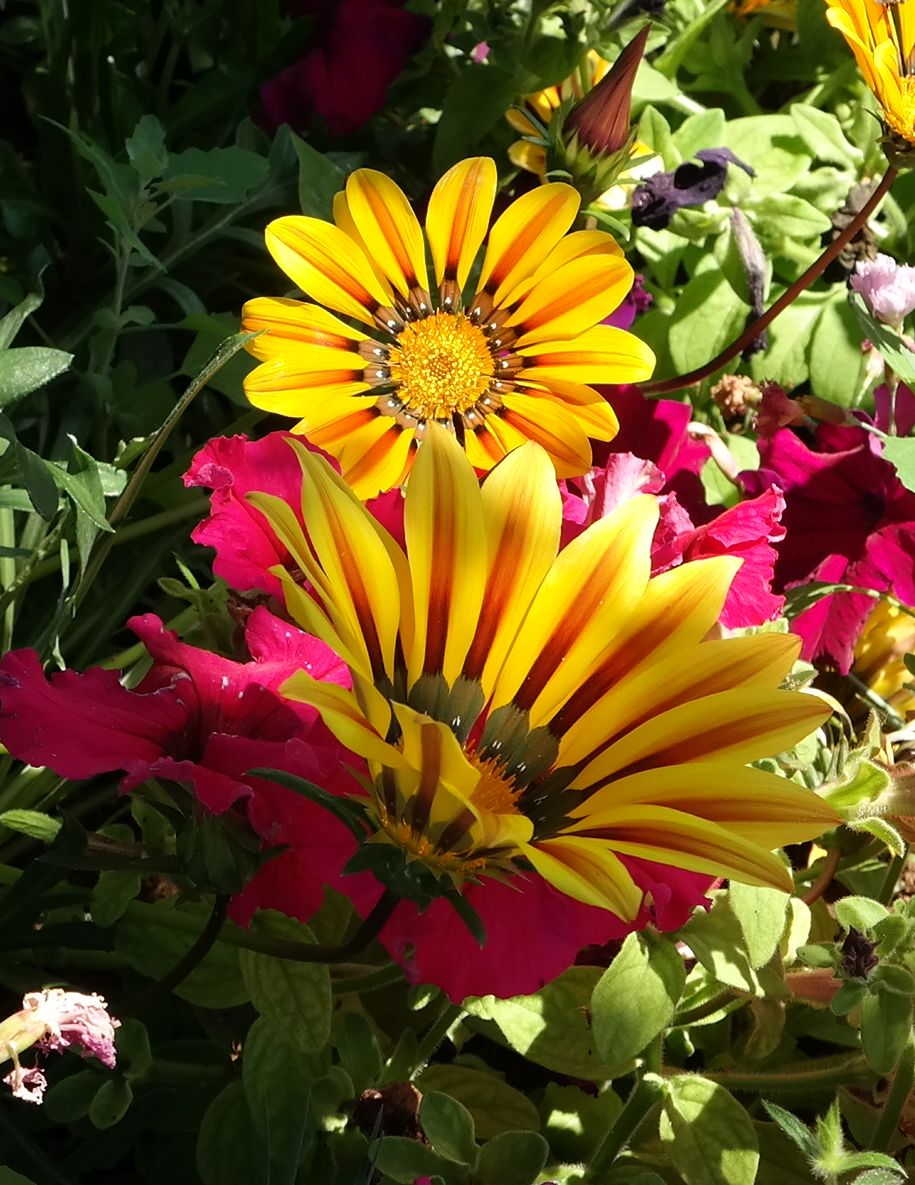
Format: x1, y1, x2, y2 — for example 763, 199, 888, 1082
476, 184, 580, 309
517, 325, 656, 385
570, 805, 796, 891
508, 254, 635, 346
265, 216, 393, 326
576, 688, 830, 788
337, 418, 415, 501
425, 157, 497, 291
499, 394, 595, 476
346, 169, 430, 298
522, 837, 642, 918
281, 672, 405, 768
242, 298, 368, 357
404, 425, 486, 686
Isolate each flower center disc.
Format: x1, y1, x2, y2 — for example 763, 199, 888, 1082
388, 311, 494, 420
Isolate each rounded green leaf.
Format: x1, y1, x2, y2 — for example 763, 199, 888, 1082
861, 989, 913, 1075
592, 932, 686, 1074
243, 1017, 320, 1180
418, 1064, 540, 1140
89, 1076, 133, 1130
475, 1131, 549, 1185
659, 1076, 759, 1185
239, 914, 331, 1053
420, 1091, 477, 1165
728, 883, 789, 970
197, 1082, 269, 1185
0, 347, 72, 407
372, 1136, 455, 1184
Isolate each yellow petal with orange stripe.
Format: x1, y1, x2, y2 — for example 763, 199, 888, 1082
522, 837, 642, 917
476, 184, 580, 309
426, 157, 497, 291
242, 297, 367, 359
345, 169, 429, 298
336, 417, 415, 501
499, 394, 594, 476
404, 425, 487, 687
517, 325, 656, 385
265, 216, 393, 327
508, 254, 635, 346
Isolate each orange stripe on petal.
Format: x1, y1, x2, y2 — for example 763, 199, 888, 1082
464, 443, 561, 693
476, 184, 580, 309
336, 418, 415, 500
426, 157, 497, 290
242, 297, 367, 358
499, 394, 594, 476
517, 325, 656, 385
265, 216, 392, 327
404, 425, 487, 687
521, 837, 642, 918
508, 255, 635, 346
346, 169, 429, 298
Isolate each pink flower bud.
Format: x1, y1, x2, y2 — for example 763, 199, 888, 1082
850, 253, 915, 326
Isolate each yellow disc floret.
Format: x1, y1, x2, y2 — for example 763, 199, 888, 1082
387, 312, 495, 421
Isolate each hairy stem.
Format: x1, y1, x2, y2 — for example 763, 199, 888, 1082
640, 165, 898, 395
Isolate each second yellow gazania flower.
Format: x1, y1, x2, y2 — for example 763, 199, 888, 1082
242, 157, 654, 498
826, 0, 915, 150
250, 426, 838, 921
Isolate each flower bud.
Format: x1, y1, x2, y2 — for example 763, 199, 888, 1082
565, 25, 650, 157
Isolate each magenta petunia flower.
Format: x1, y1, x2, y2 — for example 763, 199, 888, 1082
0, 610, 361, 924
742, 423, 915, 671
259, 0, 430, 137
184, 433, 404, 598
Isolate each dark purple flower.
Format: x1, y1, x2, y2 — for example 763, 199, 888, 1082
632, 148, 754, 230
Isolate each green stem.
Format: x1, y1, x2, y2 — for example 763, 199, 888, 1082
0, 507, 17, 649
691, 1052, 870, 1092
409, 1002, 464, 1079
878, 845, 908, 905
585, 1070, 663, 1178
127, 894, 230, 1012
640, 165, 898, 395
870, 1034, 915, 1151
332, 964, 404, 996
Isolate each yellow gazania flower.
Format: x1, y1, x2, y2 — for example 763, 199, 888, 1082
826, 0, 915, 146
242, 158, 654, 499
251, 426, 838, 920
853, 600, 915, 716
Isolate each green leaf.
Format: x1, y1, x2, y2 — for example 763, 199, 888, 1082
0, 346, 72, 406
197, 1082, 269, 1185
660, 1076, 759, 1185
372, 1136, 456, 1183
850, 816, 906, 857
126, 114, 168, 184
667, 271, 750, 376
417, 1065, 540, 1141
761, 1101, 818, 1159
243, 1017, 321, 1183
591, 931, 685, 1074
681, 896, 785, 998
91, 868, 141, 926
722, 115, 812, 197
790, 103, 862, 167
115, 1018, 151, 1080
0, 810, 61, 842
115, 900, 249, 1008
475, 1131, 549, 1185
752, 193, 833, 240
465, 967, 610, 1080
239, 912, 331, 1053
335, 1011, 382, 1095
292, 134, 345, 219
43, 1069, 101, 1123
0, 287, 44, 351
850, 1170, 907, 1185
434, 64, 532, 174
882, 437, 915, 495
0, 1171, 41, 1185
835, 897, 889, 932
541, 1082, 620, 1162
860, 988, 913, 1074
420, 1091, 477, 1165
807, 292, 868, 407
851, 292, 915, 386
165, 146, 269, 204
728, 883, 790, 969
89, 1076, 133, 1129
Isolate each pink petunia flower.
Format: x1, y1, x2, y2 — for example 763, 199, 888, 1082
0, 609, 361, 925
562, 455, 787, 630
0, 989, 119, 1105
184, 433, 404, 598
742, 423, 915, 671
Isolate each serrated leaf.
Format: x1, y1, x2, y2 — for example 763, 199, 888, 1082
0, 346, 72, 406
239, 912, 331, 1053
660, 1076, 759, 1185
591, 931, 685, 1074
0, 810, 61, 842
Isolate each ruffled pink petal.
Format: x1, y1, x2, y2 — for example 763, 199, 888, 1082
874, 384, 915, 437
